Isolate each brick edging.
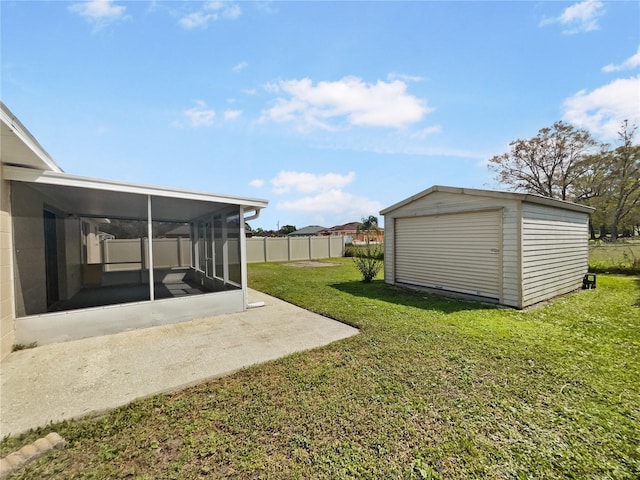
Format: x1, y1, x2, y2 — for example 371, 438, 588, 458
0, 432, 65, 478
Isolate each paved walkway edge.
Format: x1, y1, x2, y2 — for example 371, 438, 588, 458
0, 432, 65, 478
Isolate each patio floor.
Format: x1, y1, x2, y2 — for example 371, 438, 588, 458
1, 289, 359, 437
51, 281, 211, 311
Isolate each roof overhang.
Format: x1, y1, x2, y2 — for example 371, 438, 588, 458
4, 165, 268, 222
380, 185, 595, 216
1, 102, 63, 173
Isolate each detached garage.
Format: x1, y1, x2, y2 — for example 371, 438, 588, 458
380, 186, 594, 309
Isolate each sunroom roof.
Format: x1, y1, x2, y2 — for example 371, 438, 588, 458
4, 165, 268, 222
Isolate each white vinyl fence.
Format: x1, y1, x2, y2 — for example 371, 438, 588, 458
102, 238, 191, 271
247, 236, 345, 263
100, 235, 345, 270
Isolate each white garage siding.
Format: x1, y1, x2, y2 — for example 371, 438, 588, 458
521, 203, 589, 307
382, 190, 523, 307
381, 186, 593, 309
395, 210, 502, 299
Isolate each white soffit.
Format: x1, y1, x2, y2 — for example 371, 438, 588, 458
0, 102, 63, 173
4, 166, 267, 208
3, 166, 268, 222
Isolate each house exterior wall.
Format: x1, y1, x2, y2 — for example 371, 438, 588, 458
9, 182, 82, 317
383, 190, 521, 308
0, 173, 15, 359
84, 220, 103, 264
11, 182, 49, 316
521, 202, 589, 307
64, 217, 82, 301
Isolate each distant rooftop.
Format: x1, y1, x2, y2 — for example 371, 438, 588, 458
288, 225, 327, 236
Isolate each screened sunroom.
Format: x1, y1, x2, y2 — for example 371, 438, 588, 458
4, 166, 267, 346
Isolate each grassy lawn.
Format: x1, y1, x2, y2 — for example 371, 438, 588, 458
2, 259, 639, 479
589, 240, 640, 274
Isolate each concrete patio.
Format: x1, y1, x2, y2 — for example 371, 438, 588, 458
0, 289, 358, 437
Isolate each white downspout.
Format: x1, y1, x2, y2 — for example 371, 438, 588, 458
244, 208, 261, 222
243, 207, 264, 309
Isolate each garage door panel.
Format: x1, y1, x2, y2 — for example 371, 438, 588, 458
403, 256, 501, 273
397, 270, 499, 291
395, 211, 501, 299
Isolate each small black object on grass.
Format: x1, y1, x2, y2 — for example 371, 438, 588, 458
582, 274, 596, 289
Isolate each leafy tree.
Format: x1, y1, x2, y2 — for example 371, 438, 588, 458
488, 121, 601, 201
356, 215, 380, 242
279, 225, 297, 235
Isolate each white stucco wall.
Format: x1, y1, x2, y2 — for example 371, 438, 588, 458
0, 174, 15, 359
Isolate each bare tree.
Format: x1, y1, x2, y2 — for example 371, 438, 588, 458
597, 121, 640, 240
489, 121, 601, 200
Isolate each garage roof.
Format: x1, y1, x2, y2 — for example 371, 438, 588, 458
380, 185, 594, 215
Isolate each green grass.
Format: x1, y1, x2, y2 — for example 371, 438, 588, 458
589, 240, 640, 274
2, 259, 639, 479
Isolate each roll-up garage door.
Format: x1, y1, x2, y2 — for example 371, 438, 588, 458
395, 210, 502, 299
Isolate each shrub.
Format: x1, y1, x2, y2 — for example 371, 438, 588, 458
352, 242, 383, 282
344, 244, 384, 260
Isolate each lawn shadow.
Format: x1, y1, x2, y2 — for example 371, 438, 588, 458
331, 280, 499, 314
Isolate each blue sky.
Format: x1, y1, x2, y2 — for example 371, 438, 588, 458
2, 1, 639, 230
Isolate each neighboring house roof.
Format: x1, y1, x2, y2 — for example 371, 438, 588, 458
380, 185, 594, 215
1, 102, 63, 173
320, 222, 384, 234
163, 225, 190, 237
288, 225, 327, 236
322, 222, 363, 233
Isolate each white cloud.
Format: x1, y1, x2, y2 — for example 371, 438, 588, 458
271, 171, 356, 194
563, 75, 640, 141
178, 1, 241, 29
182, 101, 216, 127
603, 45, 640, 73
224, 109, 243, 120
249, 179, 265, 188
413, 125, 442, 138
265, 170, 381, 219
69, 0, 128, 29
179, 12, 215, 29
277, 190, 383, 218
255, 2, 278, 15
261, 76, 431, 130
232, 61, 248, 73
387, 73, 425, 83
220, 3, 241, 20
539, 0, 605, 34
